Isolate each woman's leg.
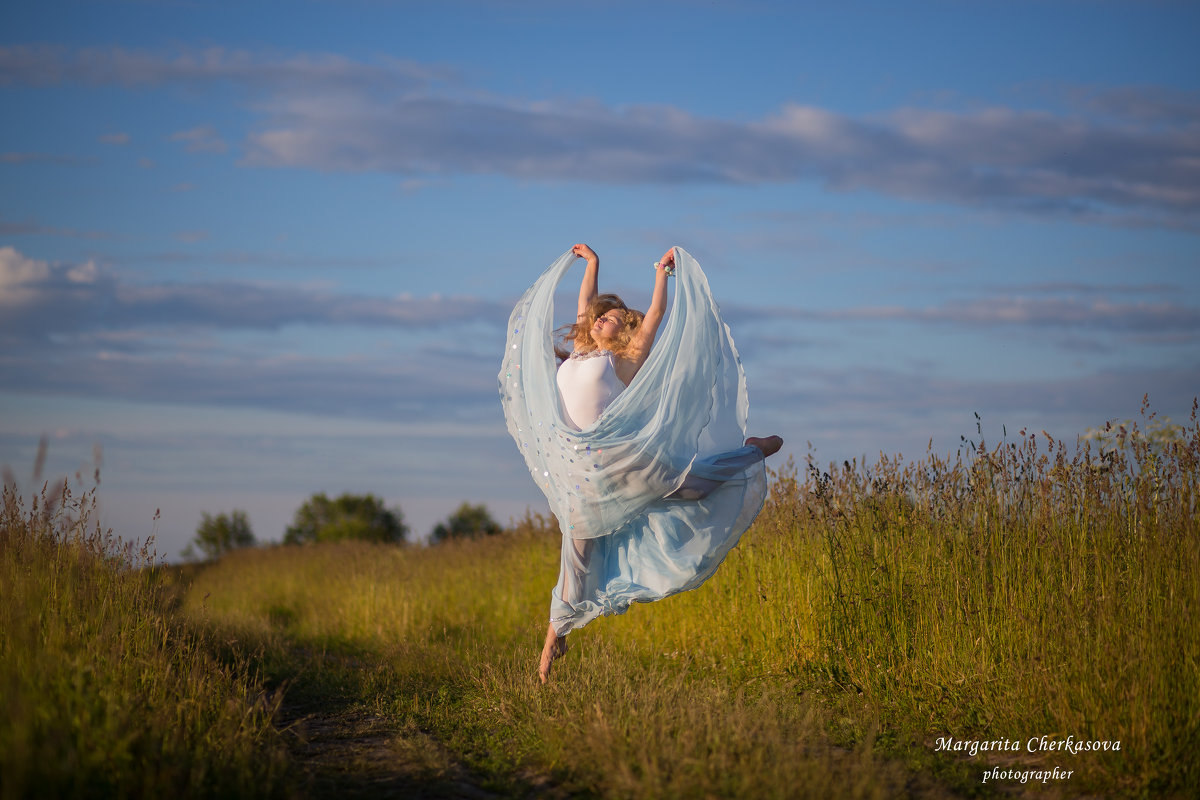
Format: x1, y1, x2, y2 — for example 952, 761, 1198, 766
746, 436, 784, 458
539, 622, 568, 683
668, 436, 783, 500
540, 537, 593, 683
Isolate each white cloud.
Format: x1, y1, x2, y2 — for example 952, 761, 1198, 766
0, 246, 51, 298
170, 125, 227, 154
764, 362, 1199, 424
4, 44, 1196, 228
0, 248, 100, 314
66, 260, 99, 284
0, 245, 508, 340
0, 244, 513, 423
0, 151, 93, 166
828, 295, 1200, 334
0, 332, 503, 423
0, 217, 112, 240
240, 90, 1200, 228
0, 44, 447, 94
724, 286, 1200, 340
1070, 85, 1200, 125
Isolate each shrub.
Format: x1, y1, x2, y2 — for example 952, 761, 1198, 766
283, 492, 408, 545
430, 502, 501, 542
182, 510, 256, 561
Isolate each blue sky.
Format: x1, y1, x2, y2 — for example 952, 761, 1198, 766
2, 0, 1197, 558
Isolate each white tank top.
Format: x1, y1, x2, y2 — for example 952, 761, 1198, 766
556, 349, 626, 430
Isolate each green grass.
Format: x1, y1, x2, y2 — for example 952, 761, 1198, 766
181, 404, 1199, 798
0, 480, 294, 800
186, 517, 920, 799
809, 413, 1200, 796
5, 401, 1196, 798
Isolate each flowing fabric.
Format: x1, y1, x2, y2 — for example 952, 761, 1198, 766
499, 247, 767, 634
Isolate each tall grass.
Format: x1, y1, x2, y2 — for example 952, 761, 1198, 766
0, 477, 294, 800
182, 400, 1198, 797
799, 401, 1199, 795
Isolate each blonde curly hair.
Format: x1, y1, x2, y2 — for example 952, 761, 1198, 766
555, 293, 645, 361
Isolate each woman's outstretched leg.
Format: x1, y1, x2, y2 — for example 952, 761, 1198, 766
669, 435, 785, 501
746, 435, 783, 458
538, 623, 568, 683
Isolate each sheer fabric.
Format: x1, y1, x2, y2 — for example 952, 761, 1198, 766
499, 247, 767, 634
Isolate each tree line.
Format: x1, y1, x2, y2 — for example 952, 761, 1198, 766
182, 492, 501, 561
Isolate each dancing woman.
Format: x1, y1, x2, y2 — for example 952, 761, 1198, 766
499, 244, 782, 682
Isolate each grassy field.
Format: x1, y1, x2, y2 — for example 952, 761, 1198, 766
183, 403, 1197, 798
0, 480, 294, 800
3, 403, 1197, 798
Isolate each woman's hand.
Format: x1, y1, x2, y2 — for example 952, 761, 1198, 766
573, 243, 598, 263
657, 247, 676, 272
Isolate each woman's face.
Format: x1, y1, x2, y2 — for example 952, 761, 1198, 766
592, 309, 624, 345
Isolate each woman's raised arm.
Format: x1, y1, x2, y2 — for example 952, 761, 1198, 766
623, 247, 674, 374
572, 243, 599, 320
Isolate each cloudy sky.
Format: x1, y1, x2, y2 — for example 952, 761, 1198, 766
2, 0, 1197, 558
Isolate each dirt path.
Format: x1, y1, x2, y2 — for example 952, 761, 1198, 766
277, 699, 577, 800
268, 654, 970, 800
277, 701, 515, 800
275, 697, 984, 800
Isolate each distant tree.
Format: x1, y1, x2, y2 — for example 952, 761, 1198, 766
430, 502, 502, 543
183, 510, 256, 561
284, 492, 408, 545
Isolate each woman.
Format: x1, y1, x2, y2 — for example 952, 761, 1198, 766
500, 243, 782, 682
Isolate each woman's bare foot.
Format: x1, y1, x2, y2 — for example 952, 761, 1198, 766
538, 624, 569, 684
746, 435, 784, 458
